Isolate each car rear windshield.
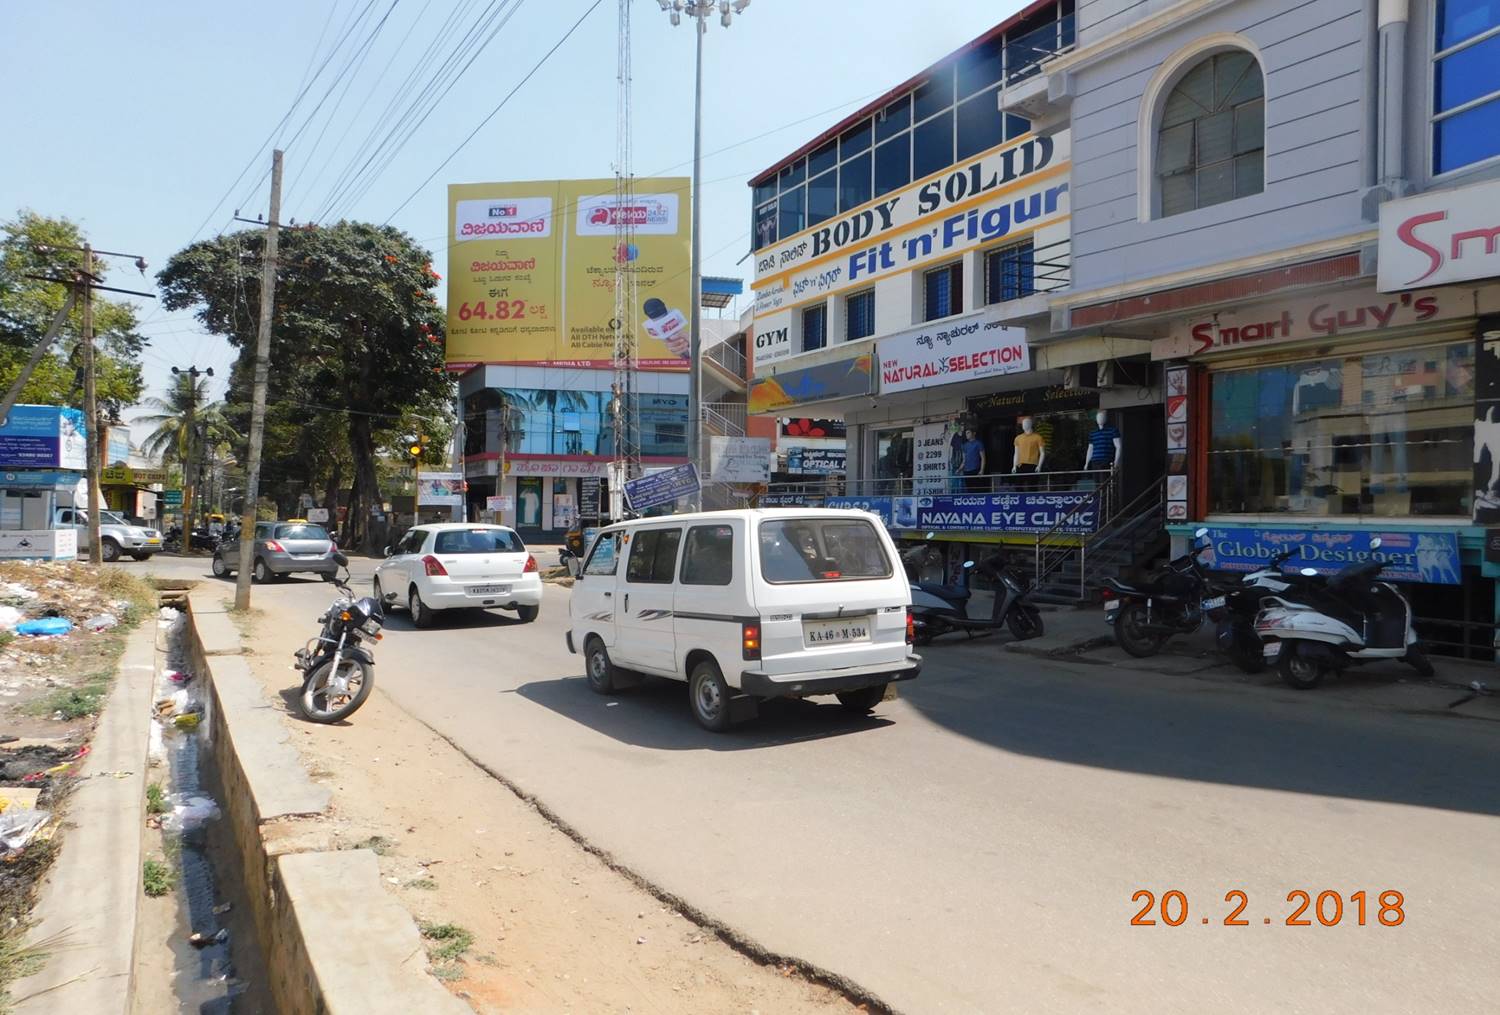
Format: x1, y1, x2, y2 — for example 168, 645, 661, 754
757, 518, 892, 583
434, 528, 524, 554
274, 524, 329, 540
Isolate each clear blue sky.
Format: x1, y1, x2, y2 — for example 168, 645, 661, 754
0, 0, 1026, 419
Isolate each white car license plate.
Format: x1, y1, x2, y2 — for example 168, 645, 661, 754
1202, 595, 1226, 610
469, 584, 510, 595
803, 617, 871, 646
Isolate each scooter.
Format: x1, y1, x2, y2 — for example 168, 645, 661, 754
1216, 546, 1328, 673
1254, 544, 1434, 689
903, 543, 1044, 643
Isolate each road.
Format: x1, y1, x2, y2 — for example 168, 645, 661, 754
148, 555, 1500, 1014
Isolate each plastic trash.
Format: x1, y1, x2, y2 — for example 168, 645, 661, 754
83, 613, 119, 632
163, 795, 221, 832
0, 808, 50, 853
172, 713, 201, 731
0, 582, 38, 601
16, 617, 73, 637
0, 605, 23, 630
164, 669, 194, 685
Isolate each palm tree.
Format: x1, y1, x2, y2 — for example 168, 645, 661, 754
133, 373, 238, 467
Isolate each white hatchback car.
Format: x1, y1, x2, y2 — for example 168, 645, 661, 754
373, 523, 542, 627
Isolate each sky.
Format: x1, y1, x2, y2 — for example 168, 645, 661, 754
0, 0, 1028, 424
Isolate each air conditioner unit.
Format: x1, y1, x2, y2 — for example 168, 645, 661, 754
1062, 362, 1099, 390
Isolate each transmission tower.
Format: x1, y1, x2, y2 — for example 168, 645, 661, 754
609, 0, 642, 517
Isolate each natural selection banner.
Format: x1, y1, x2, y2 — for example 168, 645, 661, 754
446, 178, 691, 370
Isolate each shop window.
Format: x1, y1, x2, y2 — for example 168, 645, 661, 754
956, 87, 1004, 160
802, 304, 827, 352
875, 94, 910, 143
807, 170, 837, 227
1208, 341, 1475, 517
845, 289, 875, 341
913, 67, 954, 123
924, 262, 964, 321
985, 240, 1035, 303
913, 110, 955, 179
808, 139, 838, 178
840, 119, 872, 160
875, 427, 914, 492
874, 134, 911, 197
1156, 50, 1264, 217
777, 186, 804, 241
1432, 0, 1500, 174
778, 159, 806, 191
957, 35, 1003, 99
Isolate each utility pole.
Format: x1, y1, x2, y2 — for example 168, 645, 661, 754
80, 245, 104, 564
0, 290, 78, 421
235, 149, 282, 610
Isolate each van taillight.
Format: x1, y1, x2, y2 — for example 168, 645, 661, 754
422, 554, 447, 577
742, 622, 761, 660
906, 609, 915, 645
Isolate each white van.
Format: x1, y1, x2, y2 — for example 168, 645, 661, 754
566, 508, 920, 731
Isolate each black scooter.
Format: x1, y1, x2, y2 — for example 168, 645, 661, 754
903, 541, 1044, 644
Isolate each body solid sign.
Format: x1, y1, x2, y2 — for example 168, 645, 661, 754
879, 307, 1031, 393
1378, 177, 1500, 292
1202, 526, 1461, 585
1157, 286, 1478, 359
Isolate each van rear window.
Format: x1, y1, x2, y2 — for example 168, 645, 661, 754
757, 518, 892, 584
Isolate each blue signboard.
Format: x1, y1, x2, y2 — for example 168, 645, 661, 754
624, 463, 700, 512
0, 405, 86, 470
827, 496, 916, 529
1202, 526, 1461, 585
915, 492, 1098, 534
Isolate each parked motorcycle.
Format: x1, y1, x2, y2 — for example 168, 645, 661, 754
292, 552, 383, 723
902, 540, 1043, 643
1254, 544, 1434, 690
1100, 527, 1227, 658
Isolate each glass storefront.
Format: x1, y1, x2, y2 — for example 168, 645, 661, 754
1208, 339, 1474, 516
463, 388, 688, 459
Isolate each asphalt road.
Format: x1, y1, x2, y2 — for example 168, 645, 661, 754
149, 555, 1500, 1014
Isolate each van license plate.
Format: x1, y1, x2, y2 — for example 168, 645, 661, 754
469, 584, 509, 595
803, 618, 871, 646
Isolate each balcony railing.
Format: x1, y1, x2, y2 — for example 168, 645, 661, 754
766, 467, 1115, 500
704, 340, 747, 380
701, 401, 747, 437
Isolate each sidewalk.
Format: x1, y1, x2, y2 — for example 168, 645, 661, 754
998, 603, 1500, 722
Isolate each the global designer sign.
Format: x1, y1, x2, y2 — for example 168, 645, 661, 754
879, 308, 1031, 394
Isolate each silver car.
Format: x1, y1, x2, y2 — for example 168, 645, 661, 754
213, 521, 337, 583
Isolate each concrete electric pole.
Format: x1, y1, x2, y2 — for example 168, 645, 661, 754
235, 149, 282, 610
80, 245, 102, 563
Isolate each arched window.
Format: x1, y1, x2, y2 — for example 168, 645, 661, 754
1156, 50, 1264, 217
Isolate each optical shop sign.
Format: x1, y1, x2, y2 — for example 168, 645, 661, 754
1202, 527, 1461, 585
879, 308, 1031, 394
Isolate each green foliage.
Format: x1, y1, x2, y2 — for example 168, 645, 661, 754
131, 372, 239, 467
30, 678, 109, 719
0, 210, 145, 414
145, 782, 168, 815
158, 222, 451, 545
419, 922, 474, 963
142, 858, 174, 897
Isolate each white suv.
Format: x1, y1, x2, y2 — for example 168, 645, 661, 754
373, 523, 542, 628
54, 507, 162, 562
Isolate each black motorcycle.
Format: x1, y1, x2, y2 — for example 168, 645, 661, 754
1100, 527, 1229, 658
293, 552, 383, 723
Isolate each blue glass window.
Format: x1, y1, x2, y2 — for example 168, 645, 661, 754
985, 241, 1035, 303
846, 290, 875, 341
802, 304, 827, 352
923, 263, 963, 321
1435, 31, 1500, 111
1432, 2, 1500, 174
1436, 0, 1498, 49
839, 152, 872, 213
1435, 98, 1500, 174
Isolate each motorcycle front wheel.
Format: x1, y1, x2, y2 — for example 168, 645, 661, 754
1114, 602, 1168, 658
298, 658, 374, 724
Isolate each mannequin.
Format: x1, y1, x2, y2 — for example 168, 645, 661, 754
959, 427, 987, 492
1012, 416, 1046, 486
1086, 410, 1122, 471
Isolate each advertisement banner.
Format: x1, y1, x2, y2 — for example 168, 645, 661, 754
1378, 177, 1500, 292
748, 353, 876, 414
0, 405, 86, 470
784, 445, 846, 474
915, 492, 1098, 534
709, 436, 771, 483
417, 472, 464, 507
485, 495, 514, 512
446, 178, 691, 370
879, 309, 1031, 394
913, 421, 954, 494
105, 426, 131, 466
552, 495, 577, 529
624, 463, 700, 511
579, 477, 601, 517
1201, 526, 1461, 585
0, 528, 77, 561
780, 418, 846, 439
827, 495, 917, 530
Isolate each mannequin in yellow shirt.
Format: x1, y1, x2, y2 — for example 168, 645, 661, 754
1013, 416, 1046, 487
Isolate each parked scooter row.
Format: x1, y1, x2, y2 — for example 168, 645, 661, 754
902, 536, 1044, 644
1100, 529, 1433, 689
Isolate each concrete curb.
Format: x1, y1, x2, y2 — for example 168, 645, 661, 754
12, 620, 158, 1015
185, 590, 466, 1015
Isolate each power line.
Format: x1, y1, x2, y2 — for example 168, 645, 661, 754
383, 0, 605, 225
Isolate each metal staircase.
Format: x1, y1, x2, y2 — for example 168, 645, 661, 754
1029, 475, 1168, 603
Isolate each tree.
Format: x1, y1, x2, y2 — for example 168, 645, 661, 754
0, 210, 145, 415
158, 221, 450, 550
132, 372, 239, 467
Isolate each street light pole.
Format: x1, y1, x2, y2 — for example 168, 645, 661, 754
659, 1, 749, 511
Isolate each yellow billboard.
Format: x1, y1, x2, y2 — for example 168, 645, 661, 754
446, 178, 691, 370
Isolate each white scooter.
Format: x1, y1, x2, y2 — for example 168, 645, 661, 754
1254, 540, 1434, 689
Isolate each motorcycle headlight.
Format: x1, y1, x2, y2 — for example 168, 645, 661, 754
361, 615, 384, 636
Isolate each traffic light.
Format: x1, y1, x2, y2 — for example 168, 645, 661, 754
408, 434, 430, 460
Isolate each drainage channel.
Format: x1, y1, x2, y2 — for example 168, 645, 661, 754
135, 592, 273, 1014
